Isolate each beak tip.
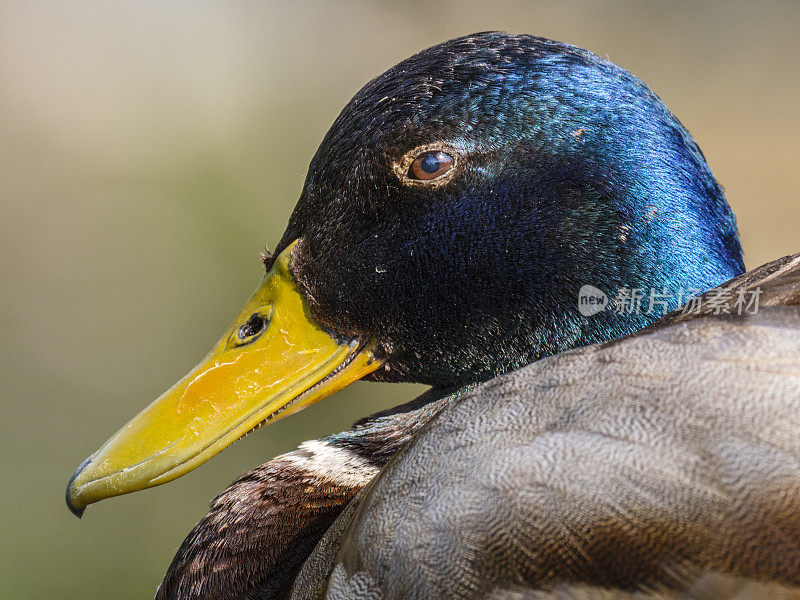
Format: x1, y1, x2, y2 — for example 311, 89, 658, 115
66, 454, 94, 518
67, 499, 85, 519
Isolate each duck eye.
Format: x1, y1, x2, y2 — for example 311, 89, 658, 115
408, 151, 454, 181
237, 313, 267, 344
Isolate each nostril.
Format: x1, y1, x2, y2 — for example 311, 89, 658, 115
238, 313, 267, 341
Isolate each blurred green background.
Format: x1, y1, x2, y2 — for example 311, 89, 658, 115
2, 1, 799, 598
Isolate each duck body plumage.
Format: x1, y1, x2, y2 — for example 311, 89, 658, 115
293, 255, 800, 599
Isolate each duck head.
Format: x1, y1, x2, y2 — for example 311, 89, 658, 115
67, 32, 743, 515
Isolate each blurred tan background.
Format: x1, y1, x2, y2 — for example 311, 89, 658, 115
2, 1, 799, 598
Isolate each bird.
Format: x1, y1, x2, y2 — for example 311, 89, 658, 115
64, 32, 800, 599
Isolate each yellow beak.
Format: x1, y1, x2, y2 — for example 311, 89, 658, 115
66, 241, 382, 516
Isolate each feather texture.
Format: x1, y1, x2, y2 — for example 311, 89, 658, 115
295, 255, 800, 599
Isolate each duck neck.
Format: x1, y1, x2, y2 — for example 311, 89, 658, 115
156, 385, 465, 600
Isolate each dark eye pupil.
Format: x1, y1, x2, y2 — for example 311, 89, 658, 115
239, 313, 266, 340
406, 149, 454, 181
420, 153, 441, 173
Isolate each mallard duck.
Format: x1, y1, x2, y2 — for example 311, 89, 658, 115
66, 33, 800, 599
